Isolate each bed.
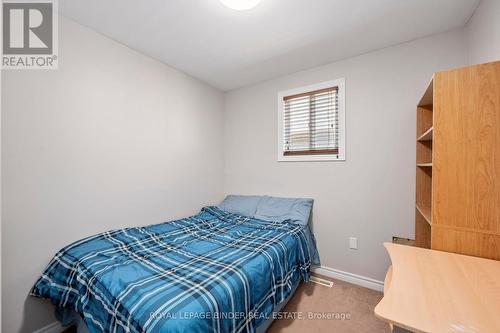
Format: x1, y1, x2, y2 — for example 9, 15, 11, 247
31, 196, 320, 333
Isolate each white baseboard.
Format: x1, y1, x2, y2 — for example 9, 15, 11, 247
312, 266, 384, 292
33, 321, 65, 333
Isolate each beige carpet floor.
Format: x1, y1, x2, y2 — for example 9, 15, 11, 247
267, 275, 391, 333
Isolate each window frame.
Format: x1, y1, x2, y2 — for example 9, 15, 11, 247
277, 78, 346, 162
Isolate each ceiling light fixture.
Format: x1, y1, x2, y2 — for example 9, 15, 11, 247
219, 0, 261, 11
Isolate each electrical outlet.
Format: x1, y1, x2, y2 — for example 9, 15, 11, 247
349, 237, 358, 250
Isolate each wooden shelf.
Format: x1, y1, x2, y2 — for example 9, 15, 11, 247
416, 79, 433, 249
414, 61, 500, 260
416, 204, 431, 225
417, 127, 433, 141
416, 84, 433, 249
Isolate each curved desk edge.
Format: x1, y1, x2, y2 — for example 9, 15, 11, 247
374, 243, 500, 333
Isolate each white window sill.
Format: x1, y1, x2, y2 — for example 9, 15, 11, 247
277, 154, 346, 162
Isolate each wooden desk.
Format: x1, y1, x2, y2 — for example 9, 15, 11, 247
375, 243, 500, 333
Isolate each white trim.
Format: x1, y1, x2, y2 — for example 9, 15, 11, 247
312, 265, 384, 292
277, 78, 346, 162
32, 321, 65, 333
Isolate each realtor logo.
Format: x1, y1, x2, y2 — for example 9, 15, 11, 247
2, 0, 58, 69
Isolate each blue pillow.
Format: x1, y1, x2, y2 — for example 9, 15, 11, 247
218, 195, 262, 217
254, 196, 313, 226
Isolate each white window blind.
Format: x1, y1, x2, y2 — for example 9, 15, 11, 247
282, 86, 339, 156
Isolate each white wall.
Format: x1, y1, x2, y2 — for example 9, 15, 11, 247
466, 0, 500, 64
223, 29, 468, 282
1, 17, 224, 333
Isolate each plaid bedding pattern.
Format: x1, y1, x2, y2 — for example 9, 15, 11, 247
31, 206, 312, 333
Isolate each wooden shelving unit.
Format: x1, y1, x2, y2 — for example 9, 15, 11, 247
413, 61, 500, 260
415, 81, 433, 248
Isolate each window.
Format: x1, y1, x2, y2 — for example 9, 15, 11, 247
277, 79, 345, 161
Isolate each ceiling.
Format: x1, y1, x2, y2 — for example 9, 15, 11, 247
60, 0, 480, 91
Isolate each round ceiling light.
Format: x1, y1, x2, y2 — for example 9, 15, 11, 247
219, 0, 261, 10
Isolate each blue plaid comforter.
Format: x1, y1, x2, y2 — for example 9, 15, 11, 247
31, 206, 312, 333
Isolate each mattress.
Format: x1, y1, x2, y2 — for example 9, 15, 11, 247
31, 206, 312, 332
